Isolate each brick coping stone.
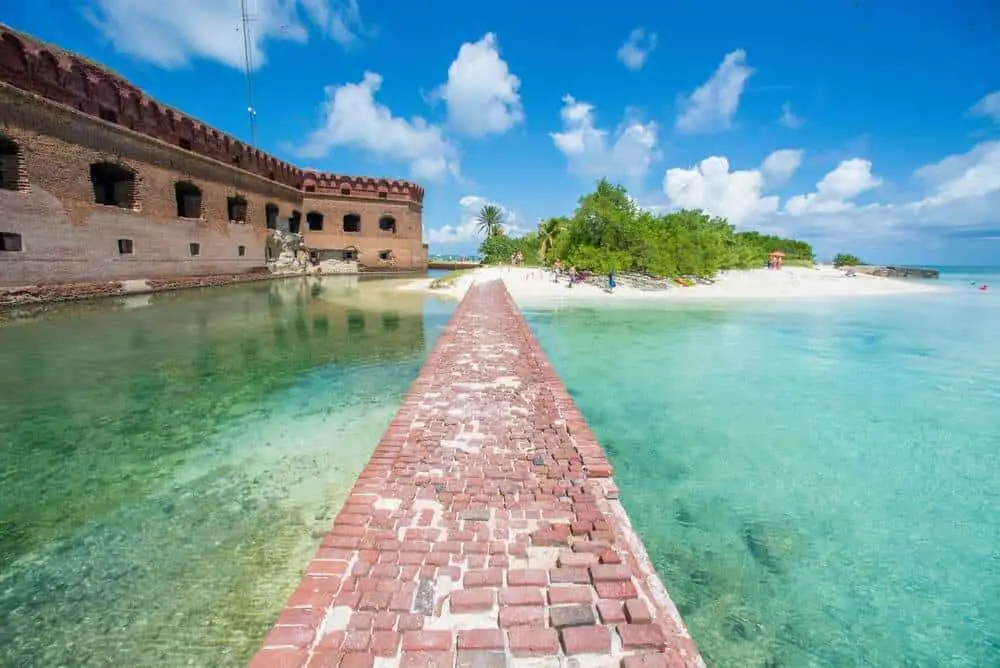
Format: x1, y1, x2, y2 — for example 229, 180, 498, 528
249, 280, 705, 668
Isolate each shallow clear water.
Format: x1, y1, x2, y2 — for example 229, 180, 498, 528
0, 276, 455, 667
525, 269, 1000, 667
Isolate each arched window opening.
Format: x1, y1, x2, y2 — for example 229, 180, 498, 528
175, 181, 202, 218
289, 210, 302, 234
306, 211, 324, 231
89, 162, 137, 208
0, 135, 25, 192
378, 215, 397, 234
265, 203, 279, 230
227, 194, 248, 224
343, 213, 361, 233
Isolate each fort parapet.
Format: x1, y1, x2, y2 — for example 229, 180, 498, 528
0, 24, 427, 287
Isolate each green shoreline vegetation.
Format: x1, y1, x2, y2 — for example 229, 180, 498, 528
475, 180, 816, 275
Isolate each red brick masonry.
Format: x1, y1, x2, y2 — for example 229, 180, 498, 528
249, 280, 705, 668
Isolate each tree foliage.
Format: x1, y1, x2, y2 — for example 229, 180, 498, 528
476, 205, 505, 240
832, 253, 863, 267
479, 179, 815, 277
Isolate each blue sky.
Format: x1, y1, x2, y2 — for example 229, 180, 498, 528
5, 0, 999, 263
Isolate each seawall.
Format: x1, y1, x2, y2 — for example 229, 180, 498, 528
249, 280, 704, 668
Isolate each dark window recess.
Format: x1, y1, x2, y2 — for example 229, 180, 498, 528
175, 181, 202, 218
0, 135, 21, 191
342, 213, 361, 233
117, 238, 134, 255
189, 242, 201, 256
238, 245, 246, 257
289, 210, 302, 234
179, 138, 192, 150
265, 203, 279, 230
268, 171, 275, 180
227, 195, 248, 223
305, 184, 316, 193
379, 250, 391, 261
231, 155, 241, 166
378, 215, 397, 233
340, 187, 350, 196
90, 162, 137, 208
98, 108, 118, 123
306, 212, 324, 231
0, 232, 23, 252
378, 191, 387, 199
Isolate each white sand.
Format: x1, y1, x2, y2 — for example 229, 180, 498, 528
400, 265, 942, 303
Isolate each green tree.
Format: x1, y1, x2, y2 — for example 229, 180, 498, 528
832, 253, 863, 267
476, 181, 816, 278
476, 205, 505, 239
536, 217, 567, 263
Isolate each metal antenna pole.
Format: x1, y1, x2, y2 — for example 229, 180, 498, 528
240, 0, 258, 147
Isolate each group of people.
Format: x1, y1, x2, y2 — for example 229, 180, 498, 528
509, 251, 524, 266
549, 260, 617, 292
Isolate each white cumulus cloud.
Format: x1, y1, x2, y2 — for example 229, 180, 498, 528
296, 71, 460, 182
662, 156, 780, 226
87, 0, 367, 70
969, 90, 1000, 123
426, 195, 527, 245
761, 149, 804, 187
655, 140, 1000, 245
433, 33, 524, 138
617, 27, 657, 71
780, 102, 805, 129
551, 95, 660, 183
675, 49, 754, 134
784, 158, 882, 216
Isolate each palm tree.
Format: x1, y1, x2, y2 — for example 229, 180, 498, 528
536, 217, 565, 263
476, 205, 505, 239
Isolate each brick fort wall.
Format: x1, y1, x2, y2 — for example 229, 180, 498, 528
0, 24, 426, 287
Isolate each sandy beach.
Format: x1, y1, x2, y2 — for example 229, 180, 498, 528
401, 265, 942, 303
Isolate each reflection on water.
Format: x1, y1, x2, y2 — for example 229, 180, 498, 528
0, 275, 454, 667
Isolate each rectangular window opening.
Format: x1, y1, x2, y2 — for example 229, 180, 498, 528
117, 238, 134, 255
238, 245, 246, 257
189, 242, 201, 256
0, 232, 23, 252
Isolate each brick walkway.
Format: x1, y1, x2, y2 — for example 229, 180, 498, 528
249, 280, 704, 668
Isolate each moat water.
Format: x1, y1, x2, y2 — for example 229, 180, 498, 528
0, 276, 455, 667
526, 268, 1000, 668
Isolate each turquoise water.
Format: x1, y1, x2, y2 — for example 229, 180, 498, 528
0, 276, 455, 667
525, 269, 1000, 667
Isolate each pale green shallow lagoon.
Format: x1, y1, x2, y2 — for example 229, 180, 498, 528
524, 269, 1000, 667
0, 276, 455, 667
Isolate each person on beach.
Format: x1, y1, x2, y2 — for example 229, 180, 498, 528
552, 259, 562, 282
568, 266, 577, 288
608, 269, 616, 293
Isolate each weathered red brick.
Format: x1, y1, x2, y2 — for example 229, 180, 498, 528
561, 625, 612, 654
590, 564, 632, 583
595, 580, 639, 599
247, 648, 308, 668
618, 624, 668, 650
402, 630, 452, 652
499, 587, 545, 607
548, 586, 593, 605
450, 588, 496, 613
498, 606, 545, 628
457, 629, 505, 650
506, 569, 547, 586
507, 628, 560, 657
597, 600, 628, 624
625, 598, 653, 623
